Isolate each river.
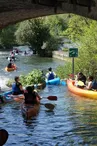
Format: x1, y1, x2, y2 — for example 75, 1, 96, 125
1, 51, 97, 146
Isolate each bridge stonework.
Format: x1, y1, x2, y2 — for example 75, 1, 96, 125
0, 0, 97, 28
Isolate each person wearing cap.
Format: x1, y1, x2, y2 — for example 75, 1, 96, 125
24, 86, 41, 104
46, 67, 56, 81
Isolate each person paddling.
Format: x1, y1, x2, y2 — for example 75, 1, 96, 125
12, 76, 24, 95
24, 86, 41, 104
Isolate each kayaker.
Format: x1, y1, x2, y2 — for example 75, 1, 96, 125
24, 86, 41, 104
7, 62, 13, 68
46, 67, 56, 81
75, 72, 86, 88
86, 76, 97, 90
77, 72, 86, 84
12, 76, 24, 95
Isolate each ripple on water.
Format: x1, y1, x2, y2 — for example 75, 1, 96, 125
1, 51, 97, 145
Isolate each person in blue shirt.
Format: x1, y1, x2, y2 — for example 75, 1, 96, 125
46, 67, 56, 81
12, 76, 24, 95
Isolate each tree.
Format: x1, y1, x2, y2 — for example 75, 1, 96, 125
64, 14, 91, 42
0, 25, 16, 49
75, 20, 97, 77
15, 18, 51, 56
44, 14, 68, 36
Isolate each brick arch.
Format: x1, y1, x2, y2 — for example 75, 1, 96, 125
0, 0, 96, 29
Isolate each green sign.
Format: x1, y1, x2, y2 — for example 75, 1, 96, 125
69, 48, 78, 57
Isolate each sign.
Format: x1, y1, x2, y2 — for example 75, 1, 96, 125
69, 48, 78, 57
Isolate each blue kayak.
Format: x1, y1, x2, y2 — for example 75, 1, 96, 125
0, 90, 13, 103
60, 80, 67, 86
46, 77, 60, 85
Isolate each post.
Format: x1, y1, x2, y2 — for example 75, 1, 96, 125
72, 57, 74, 80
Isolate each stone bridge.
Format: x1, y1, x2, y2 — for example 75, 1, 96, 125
0, 0, 97, 29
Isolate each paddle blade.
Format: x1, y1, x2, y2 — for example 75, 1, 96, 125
0, 129, 9, 146
47, 96, 57, 100
44, 103, 55, 110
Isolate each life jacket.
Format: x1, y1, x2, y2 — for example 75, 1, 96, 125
48, 72, 55, 80
12, 83, 20, 93
92, 80, 97, 89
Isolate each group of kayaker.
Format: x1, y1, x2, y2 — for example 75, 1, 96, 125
75, 72, 97, 90
11, 67, 56, 104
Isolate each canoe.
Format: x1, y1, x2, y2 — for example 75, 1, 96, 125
2, 90, 24, 102
5, 64, 17, 72
67, 79, 97, 99
21, 102, 40, 119
46, 77, 60, 85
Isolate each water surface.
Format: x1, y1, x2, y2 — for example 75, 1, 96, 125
0, 51, 97, 146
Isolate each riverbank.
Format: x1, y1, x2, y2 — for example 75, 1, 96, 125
52, 50, 70, 61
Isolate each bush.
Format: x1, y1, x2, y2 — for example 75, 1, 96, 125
20, 69, 45, 86
6, 69, 45, 87
56, 62, 72, 79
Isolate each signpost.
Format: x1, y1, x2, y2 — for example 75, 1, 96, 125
69, 48, 78, 79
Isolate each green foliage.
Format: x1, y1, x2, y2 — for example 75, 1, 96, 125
20, 69, 45, 86
0, 25, 16, 48
44, 14, 68, 36
63, 14, 91, 42
75, 20, 97, 77
56, 62, 72, 79
15, 18, 51, 56
62, 14, 97, 78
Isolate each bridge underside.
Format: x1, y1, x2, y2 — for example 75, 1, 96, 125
0, 0, 97, 29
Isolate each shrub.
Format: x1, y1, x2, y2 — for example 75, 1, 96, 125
20, 69, 45, 86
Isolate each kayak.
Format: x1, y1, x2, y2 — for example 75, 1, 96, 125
21, 102, 40, 119
5, 64, 17, 72
60, 80, 67, 86
2, 90, 24, 102
67, 79, 97, 99
46, 77, 60, 85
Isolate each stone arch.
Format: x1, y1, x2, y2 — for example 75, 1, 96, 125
0, 0, 96, 29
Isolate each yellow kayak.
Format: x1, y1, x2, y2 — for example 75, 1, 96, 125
67, 79, 97, 99
5, 64, 17, 72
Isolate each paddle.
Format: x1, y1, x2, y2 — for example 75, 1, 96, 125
41, 103, 55, 110
0, 129, 9, 146
41, 96, 57, 101
40, 96, 57, 110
